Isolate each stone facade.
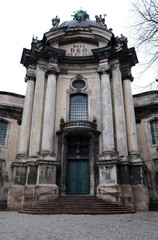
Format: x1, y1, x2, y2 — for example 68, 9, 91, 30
0, 11, 157, 211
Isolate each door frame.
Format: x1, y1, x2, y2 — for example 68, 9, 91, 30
57, 130, 100, 196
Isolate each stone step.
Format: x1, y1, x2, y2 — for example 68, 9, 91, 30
20, 196, 135, 215
20, 209, 135, 215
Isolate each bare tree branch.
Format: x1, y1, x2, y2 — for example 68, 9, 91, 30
131, 0, 158, 68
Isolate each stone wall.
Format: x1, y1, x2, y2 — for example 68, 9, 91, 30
0, 92, 24, 204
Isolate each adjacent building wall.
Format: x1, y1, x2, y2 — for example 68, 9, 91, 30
0, 92, 24, 203
133, 91, 158, 200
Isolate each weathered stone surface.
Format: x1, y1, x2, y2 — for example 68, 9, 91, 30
7, 186, 23, 210
132, 185, 149, 211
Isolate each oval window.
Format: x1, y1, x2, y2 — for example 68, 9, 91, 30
72, 80, 86, 90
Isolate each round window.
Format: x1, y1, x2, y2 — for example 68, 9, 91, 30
72, 80, 86, 90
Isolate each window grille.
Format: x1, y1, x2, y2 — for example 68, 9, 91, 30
150, 119, 158, 145
0, 121, 8, 145
70, 94, 88, 120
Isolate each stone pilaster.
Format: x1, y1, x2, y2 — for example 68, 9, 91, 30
41, 62, 60, 158
18, 66, 36, 156
88, 132, 96, 195
60, 132, 69, 195
97, 60, 120, 203
122, 64, 142, 163
121, 63, 149, 211
111, 60, 128, 162
29, 61, 47, 157
97, 60, 116, 160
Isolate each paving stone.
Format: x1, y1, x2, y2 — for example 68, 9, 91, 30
0, 212, 158, 240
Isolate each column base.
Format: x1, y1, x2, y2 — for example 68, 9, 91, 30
128, 154, 143, 164
38, 152, 56, 161
16, 153, 28, 161
99, 151, 117, 161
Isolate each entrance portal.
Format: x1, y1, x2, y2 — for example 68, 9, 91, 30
67, 159, 90, 195
57, 131, 100, 195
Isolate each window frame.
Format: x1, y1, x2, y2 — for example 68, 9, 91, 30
0, 119, 9, 147
150, 118, 158, 146
69, 93, 88, 121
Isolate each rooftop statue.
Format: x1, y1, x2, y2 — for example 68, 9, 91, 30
71, 10, 89, 22
95, 14, 107, 28
52, 16, 60, 28
115, 34, 128, 51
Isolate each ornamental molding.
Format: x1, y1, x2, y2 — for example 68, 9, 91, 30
97, 65, 110, 75
121, 64, 133, 81
25, 66, 36, 82
110, 61, 120, 71
46, 66, 60, 76
37, 61, 48, 71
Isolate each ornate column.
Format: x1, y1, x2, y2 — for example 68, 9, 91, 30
121, 64, 148, 211
18, 66, 36, 156
97, 60, 120, 203
111, 60, 128, 162
29, 60, 47, 157
97, 60, 115, 160
122, 64, 139, 157
41, 62, 60, 157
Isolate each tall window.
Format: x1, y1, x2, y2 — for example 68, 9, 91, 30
70, 94, 88, 120
150, 119, 158, 145
0, 120, 8, 145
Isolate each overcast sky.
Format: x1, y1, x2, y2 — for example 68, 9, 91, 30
0, 0, 157, 95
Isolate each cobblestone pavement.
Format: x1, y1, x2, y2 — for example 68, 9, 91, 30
0, 211, 158, 240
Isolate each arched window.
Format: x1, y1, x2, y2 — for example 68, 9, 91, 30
70, 94, 88, 120
150, 119, 158, 145
0, 120, 8, 145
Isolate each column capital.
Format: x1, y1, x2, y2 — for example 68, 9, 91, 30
37, 60, 48, 71
25, 67, 36, 82
110, 59, 120, 71
97, 65, 110, 75
46, 65, 60, 76
121, 64, 133, 81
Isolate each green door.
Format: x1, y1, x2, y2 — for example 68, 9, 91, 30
67, 160, 90, 195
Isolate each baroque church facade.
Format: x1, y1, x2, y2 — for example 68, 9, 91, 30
0, 11, 158, 211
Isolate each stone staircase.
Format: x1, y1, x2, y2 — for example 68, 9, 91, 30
19, 196, 136, 215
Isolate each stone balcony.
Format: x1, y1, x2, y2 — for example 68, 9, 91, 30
60, 118, 97, 131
